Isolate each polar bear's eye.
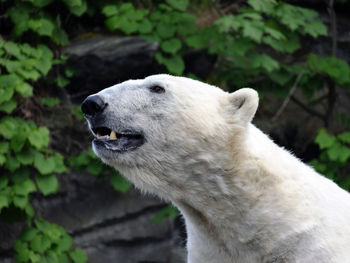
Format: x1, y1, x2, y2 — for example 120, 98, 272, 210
149, 85, 165, 94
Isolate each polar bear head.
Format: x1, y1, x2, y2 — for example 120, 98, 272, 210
82, 74, 258, 198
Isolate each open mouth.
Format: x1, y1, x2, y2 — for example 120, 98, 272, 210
92, 126, 144, 152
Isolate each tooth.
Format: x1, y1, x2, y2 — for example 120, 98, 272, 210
97, 131, 102, 138
110, 131, 117, 140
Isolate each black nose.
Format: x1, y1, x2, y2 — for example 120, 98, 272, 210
81, 95, 107, 116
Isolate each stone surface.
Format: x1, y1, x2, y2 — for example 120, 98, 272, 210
64, 35, 216, 103
0, 171, 186, 263
64, 36, 161, 103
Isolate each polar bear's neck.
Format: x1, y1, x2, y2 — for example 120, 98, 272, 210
170, 124, 322, 262
117, 124, 326, 262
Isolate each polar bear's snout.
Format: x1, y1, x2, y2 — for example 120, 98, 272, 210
82, 93, 145, 155
81, 94, 108, 117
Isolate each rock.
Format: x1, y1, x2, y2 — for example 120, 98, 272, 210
64, 35, 217, 103
64, 36, 160, 103
32, 171, 186, 263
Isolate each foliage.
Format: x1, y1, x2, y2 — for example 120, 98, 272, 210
102, 1, 200, 75
1, 0, 350, 261
14, 219, 87, 263
69, 149, 131, 192
1, 0, 87, 262
311, 129, 350, 189
151, 205, 179, 224
0, 40, 67, 215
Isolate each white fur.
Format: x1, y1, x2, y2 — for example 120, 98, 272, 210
88, 75, 350, 263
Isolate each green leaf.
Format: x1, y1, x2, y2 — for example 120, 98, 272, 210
118, 17, 139, 35
5, 155, 21, 171
13, 179, 36, 196
0, 142, 9, 153
242, 20, 264, 43
45, 250, 59, 263
14, 241, 31, 262
26, 204, 35, 217
0, 195, 10, 211
34, 219, 52, 234
16, 81, 33, 98
186, 35, 206, 49
36, 175, 59, 195
302, 19, 327, 37
34, 152, 56, 175
87, 160, 104, 175
56, 234, 73, 252
275, 3, 326, 38
4, 42, 21, 58
16, 148, 35, 165
10, 126, 29, 153
215, 15, 240, 32
30, 234, 52, 253
156, 23, 176, 39
105, 16, 119, 31
155, 53, 185, 75
55, 76, 70, 88
338, 132, 350, 144
69, 249, 88, 263
0, 176, 8, 189
52, 26, 69, 45
13, 195, 28, 209
28, 18, 55, 37
3, 60, 21, 74
161, 38, 182, 54
102, 5, 119, 16
275, 3, 307, 31
69, 153, 90, 169
138, 19, 153, 34
263, 31, 300, 53
28, 127, 50, 149
327, 144, 350, 163
41, 97, 60, 107
7, 6, 31, 36
307, 54, 350, 85
119, 2, 134, 12
63, 0, 87, 16
0, 154, 5, 166
52, 154, 67, 173
315, 128, 336, 149
0, 74, 18, 104
0, 98, 17, 113
264, 27, 285, 40
250, 53, 279, 72
0, 117, 19, 139
17, 68, 41, 81
57, 254, 70, 263
110, 173, 131, 193
151, 205, 179, 224
248, 0, 277, 14
34, 45, 53, 75
165, 0, 189, 11
28, 251, 40, 263
21, 227, 39, 242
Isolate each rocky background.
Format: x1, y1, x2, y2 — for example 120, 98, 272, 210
1, 1, 350, 263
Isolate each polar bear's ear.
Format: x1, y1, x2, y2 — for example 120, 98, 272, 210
227, 88, 259, 123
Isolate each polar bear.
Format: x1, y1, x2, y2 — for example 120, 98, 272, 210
81, 74, 350, 263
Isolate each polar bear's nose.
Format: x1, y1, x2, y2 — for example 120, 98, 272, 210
81, 95, 107, 116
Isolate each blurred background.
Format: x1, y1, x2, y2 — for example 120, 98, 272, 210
0, 0, 350, 262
